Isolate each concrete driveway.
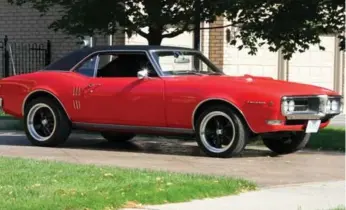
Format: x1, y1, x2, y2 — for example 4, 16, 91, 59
0, 131, 344, 187
330, 113, 345, 127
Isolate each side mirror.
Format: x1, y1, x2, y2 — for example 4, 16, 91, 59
137, 69, 149, 79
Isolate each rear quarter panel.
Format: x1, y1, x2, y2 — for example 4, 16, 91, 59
0, 71, 88, 119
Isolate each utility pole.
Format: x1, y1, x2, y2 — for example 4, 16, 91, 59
193, 0, 201, 69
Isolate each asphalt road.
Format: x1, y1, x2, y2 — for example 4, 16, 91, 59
0, 131, 344, 187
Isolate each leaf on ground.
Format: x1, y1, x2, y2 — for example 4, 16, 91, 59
122, 201, 142, 208
31, 183, 41, 188
103, 173, 113, 177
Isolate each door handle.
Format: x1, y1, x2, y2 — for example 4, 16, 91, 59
87, 83, 101, 88
84, 83, 101, 93
88, 83, 100, 87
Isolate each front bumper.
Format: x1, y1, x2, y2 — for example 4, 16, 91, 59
261, 95, 342, 133
281, 95, 343, 120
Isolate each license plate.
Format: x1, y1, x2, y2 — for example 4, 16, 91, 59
305, 120, 321, 133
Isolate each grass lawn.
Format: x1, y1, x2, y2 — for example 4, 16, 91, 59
306, 127, 345, 151
0, 157, 256, 210
0, 110, 8, 116
251, 127, 345, 152
329, 206, 346, 210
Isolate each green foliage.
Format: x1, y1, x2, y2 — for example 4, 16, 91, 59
0, 157, 256, 209
8, 0, 200, 45
222, 0, 345, 59
7, 0, 345, 59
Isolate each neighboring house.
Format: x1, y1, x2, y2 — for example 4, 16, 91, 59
0, 1, 124, 77
0, 1, 344, 112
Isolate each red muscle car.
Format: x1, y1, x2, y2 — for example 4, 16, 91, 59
0, 45, 343, 158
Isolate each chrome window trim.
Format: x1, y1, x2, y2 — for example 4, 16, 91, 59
148, 49, 223, 77
92, 55, 101, 77
70, 49, 164, 77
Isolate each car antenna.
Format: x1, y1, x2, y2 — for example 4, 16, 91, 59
8, 44, 16, 75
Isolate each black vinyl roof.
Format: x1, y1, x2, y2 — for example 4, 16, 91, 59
44, 45, 194, 71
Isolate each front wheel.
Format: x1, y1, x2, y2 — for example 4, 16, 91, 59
262, 132, 311, 154
195, 105, 249, 158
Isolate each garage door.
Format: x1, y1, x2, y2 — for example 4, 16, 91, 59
288, 36, 335, 90
222, 25, 278, 78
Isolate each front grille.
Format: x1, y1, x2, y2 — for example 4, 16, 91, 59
292, 97, 320, 113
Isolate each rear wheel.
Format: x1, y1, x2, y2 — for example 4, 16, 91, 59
101, 132, 135, 142
195, 105, 249, 158
262, 132, 311, 154
24, 97, 71, 147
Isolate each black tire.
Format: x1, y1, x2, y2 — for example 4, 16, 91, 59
195, 105, 249, 158
101, 132, 135, 142
24, 97, 71, 147
262, 132, 311, 154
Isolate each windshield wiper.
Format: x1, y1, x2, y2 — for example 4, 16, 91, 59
205, 72, 223, 75
173, 70, 204, 75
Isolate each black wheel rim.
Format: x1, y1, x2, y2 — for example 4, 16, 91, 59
27, 103, 56, 141
200, 111, 236, 153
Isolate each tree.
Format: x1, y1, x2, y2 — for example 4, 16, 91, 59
222, 0, 345, 59
8, 0, 345, 59
8, 0, 214, 45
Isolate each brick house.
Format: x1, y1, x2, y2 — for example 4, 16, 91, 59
0, 1, 344, 110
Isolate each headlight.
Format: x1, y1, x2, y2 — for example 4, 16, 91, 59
281, 99, 295, 114
288, 100, 295, 112
326, 98, 341, 113
331, 100, 338, 111
326, 100, 332, 111
283, 101, 288, 111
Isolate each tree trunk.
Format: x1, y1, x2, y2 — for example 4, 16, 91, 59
147, 27, 163, 45
147, 35, 162, 45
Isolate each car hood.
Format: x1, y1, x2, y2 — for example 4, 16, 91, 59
193, 74, 338, 96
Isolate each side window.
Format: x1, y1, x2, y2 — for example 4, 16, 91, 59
75, 56, 98, 77
96, 52, 158, 78
75, 52, 158, 78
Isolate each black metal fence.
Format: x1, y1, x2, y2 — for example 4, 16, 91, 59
0, 35, 51, 78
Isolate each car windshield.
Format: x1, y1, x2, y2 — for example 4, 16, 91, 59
151, 50, 223, 76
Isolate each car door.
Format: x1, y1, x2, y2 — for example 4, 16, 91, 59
74, 51, 166, 127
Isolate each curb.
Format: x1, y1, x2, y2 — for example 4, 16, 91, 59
0, 116, 23, 130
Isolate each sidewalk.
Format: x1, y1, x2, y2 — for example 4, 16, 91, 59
123, 181, 345, 210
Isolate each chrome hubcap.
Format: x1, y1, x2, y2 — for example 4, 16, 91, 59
200, 111, 236, 153
27, 103, 56, 141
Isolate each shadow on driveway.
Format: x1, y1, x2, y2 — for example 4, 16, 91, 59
0, 132, 279, 158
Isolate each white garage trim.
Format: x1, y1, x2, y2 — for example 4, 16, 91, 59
333, 34, 343, 94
